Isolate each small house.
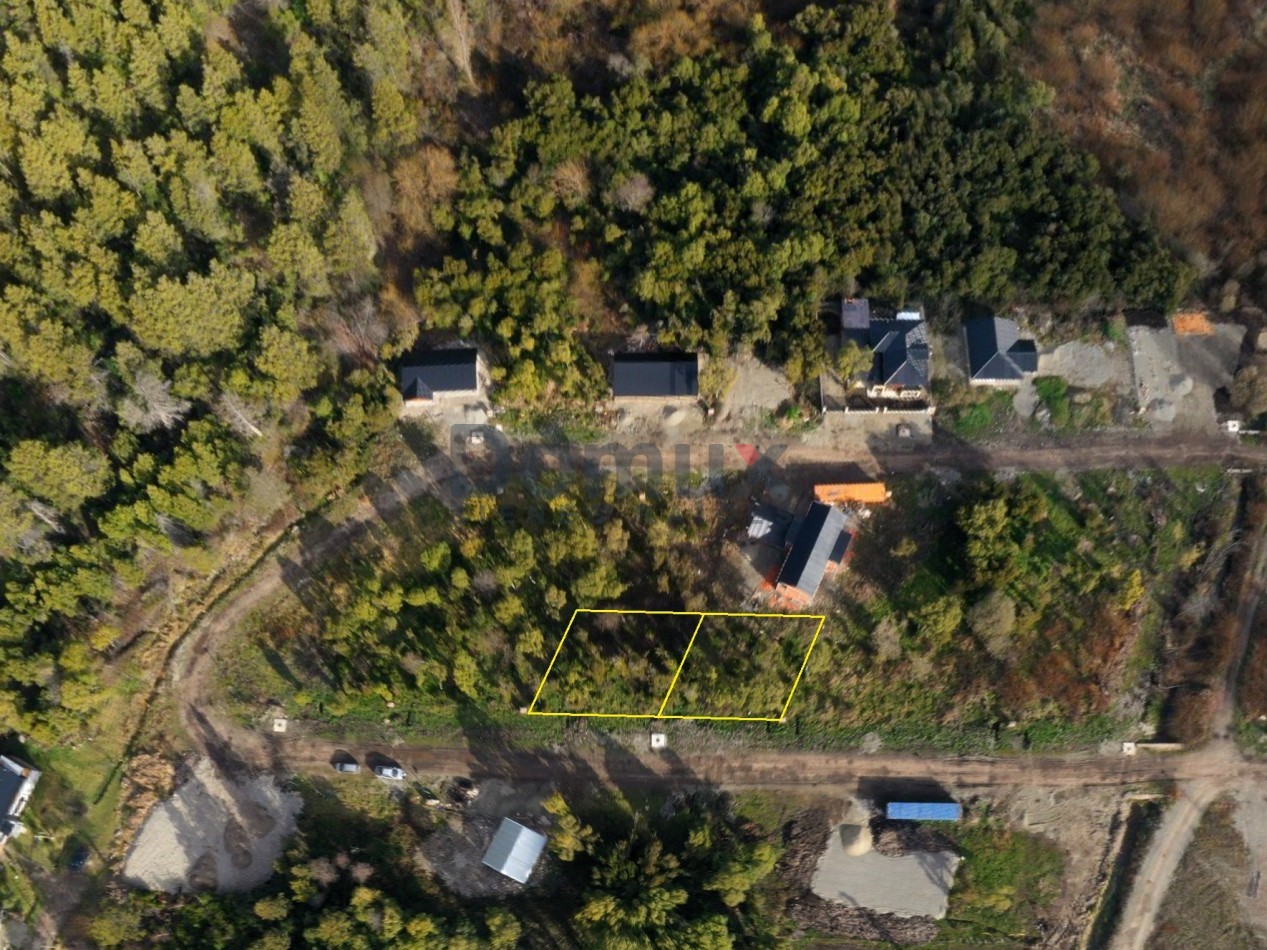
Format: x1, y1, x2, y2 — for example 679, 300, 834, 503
886, 802, 962, 822
842, 304, 931, 401
482, 818, 547, 884
398, 348, 482, 408
775, 502, 851, 605
611, 353, 699, 399
814, 482, 890, 506
963, 317, 1037, 385
0, 755, 40, 845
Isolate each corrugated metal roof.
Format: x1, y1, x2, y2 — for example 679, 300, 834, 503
612, 353, 699, 397
964, 317, 1037, 382
399, 348, 479, 399
748, 504, 793, 547
776, 502, 847, 599
814, 482, 889, 505
482, 818, 547, 883
886, 802, 962, 821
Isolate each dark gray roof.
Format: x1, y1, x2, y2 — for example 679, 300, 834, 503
868, 319, 930, 388
399, 348, 478, 399
0, 756, 38, 818
777, 502, 848, 599
612, 353, 698, 397
841, 297, 871, 332
841, 310, 930, 390
482, 818, 547, 883
829, 528, 853, 565
964, 317, 1038, 381
748, 504, 794, 547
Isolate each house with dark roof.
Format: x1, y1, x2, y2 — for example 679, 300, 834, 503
775, 502, 852, 606
611, 353, 699, 399
0, 755, 40, 846
398, 347, 482, 410
963, 317, 1038, 385
841, 301, 930, 401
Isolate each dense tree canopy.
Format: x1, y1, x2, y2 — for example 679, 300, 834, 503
0, 0, 423, 742
417, 0, 1190, 400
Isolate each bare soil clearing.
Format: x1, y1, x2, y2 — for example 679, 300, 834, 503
1129, 325, 1244, 431
812, 818, 960, 918
122, 758, 300, 893
418, 778, 550, 898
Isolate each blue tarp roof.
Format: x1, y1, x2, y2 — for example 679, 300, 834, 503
886, 801, 962, 821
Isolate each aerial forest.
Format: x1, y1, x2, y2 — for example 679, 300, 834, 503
0, 0, 1190, 746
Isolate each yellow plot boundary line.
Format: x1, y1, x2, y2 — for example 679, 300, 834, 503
656, 613, 706, 717
526, 608, 826, 722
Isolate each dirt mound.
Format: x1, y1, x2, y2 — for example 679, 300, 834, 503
870, 819, 955, 858
778, 809, 939, 945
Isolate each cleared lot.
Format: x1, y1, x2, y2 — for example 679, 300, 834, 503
812, 820, 960, 918
123, 758, 301, 893
1129, 325, 1243, 431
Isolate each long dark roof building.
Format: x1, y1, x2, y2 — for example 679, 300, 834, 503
612, 352, 699, 398
399, 348, 479, 400
776, 501, 849, 600
964, 317, 1038, 382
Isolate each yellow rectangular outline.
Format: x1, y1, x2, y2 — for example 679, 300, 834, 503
526, 608, 825, 722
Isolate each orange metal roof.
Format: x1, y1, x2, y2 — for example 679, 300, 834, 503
1172, 311, 1213, 336
814, 482, 890, 505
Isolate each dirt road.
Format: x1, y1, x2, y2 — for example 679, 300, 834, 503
1110, 502, 1267, 950
235, 734, 1267, 790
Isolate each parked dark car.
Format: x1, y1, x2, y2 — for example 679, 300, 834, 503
67, 845, 90, 872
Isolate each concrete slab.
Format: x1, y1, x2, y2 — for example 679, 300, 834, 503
812, 823, 960, 919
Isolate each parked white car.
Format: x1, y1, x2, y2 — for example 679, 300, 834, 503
375, 765, 406, 780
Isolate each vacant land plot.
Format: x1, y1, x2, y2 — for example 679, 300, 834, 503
812, 821, 960, 918
529, 611, 700, 717
660, 613, 824, 720
1129, 325, 1244, 431
1152, 798, 1266, 949
530, 610, 824, 721
123, 758, 301, 893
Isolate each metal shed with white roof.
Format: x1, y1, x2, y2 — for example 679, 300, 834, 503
482, 818, 547, 884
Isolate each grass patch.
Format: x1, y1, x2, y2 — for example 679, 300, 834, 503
499, 406, 606, 442
935, 821, 1064, 943
1033, 375, 1071, 428
1032, 375, 1115, 430
940, 388, 1016, 438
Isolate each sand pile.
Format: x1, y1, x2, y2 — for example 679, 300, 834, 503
123, 758, 301, 893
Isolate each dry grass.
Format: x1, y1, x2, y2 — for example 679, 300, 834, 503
1022, 0, 1267, 294
1152, 798, 1264, 950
